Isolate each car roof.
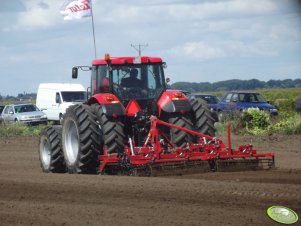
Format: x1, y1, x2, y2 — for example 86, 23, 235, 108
225, 91, 259, 94
195, 94, 215, 96
12, 103, 35, 106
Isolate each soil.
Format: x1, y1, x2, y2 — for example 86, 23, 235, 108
0, 134, 300, 226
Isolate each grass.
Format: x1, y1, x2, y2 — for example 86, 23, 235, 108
0, 123, 50, 137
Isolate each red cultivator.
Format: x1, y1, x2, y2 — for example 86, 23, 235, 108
99, 116, 275, 176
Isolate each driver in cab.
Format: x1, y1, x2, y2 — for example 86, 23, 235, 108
120, 69, 142, 88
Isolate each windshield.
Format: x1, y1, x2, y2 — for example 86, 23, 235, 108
14, 104, 38, 113
111, 64, 165, 100
61, 91, 86, 102
197, 95, 219, 104
239, 93, 266, 102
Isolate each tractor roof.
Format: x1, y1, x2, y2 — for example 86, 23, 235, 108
92, 56, 163, 65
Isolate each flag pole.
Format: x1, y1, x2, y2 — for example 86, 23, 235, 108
90, 0, 97, 58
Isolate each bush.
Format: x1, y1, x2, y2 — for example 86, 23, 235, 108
215, 108, 301, 136
268, 113, 301, 135
274, 98, 295, 115
243, 108, 270, 128
0, 123, 49, 137
242, 108, 270, 135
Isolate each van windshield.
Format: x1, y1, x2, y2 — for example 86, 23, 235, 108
61, 91, 86, 102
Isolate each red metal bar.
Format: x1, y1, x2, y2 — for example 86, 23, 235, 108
227, 124, 232, 154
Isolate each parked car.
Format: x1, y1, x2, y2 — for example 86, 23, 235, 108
1, 104, 47, 125
296, 98, 301, 114
217, 91, 278, 121
194, 94, 219, 111
0, 105, 4, 123
36, 83, 86, 124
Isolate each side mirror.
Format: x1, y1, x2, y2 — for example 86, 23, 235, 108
72, 67, 78, 79
86, 87, 91, 100
55, 94, 61, 104
166, 77, 170, 83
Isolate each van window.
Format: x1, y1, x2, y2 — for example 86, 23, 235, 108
56, 93, 61, 104
61, 92, 86, 102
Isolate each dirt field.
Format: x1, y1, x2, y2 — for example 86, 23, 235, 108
0, 135, 300, 226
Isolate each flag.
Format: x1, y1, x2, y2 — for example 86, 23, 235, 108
60, 0, 92, 20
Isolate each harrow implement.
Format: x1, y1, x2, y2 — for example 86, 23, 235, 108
99, 116, 275, 176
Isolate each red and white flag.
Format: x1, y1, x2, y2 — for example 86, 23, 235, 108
60, 0, 92, 20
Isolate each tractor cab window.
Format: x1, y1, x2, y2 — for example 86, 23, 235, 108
91, 65, 109, 95
111, 64, 164, 100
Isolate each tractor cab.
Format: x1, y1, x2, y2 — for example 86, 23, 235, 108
90, 55, 166, 109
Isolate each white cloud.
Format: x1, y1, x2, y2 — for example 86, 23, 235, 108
169, 38, 279, 62
14, 0, 62, 30
170, 42, 225, 60
91, 0, 277, 25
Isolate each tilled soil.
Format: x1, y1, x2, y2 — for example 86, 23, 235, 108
0, 135, 300, 226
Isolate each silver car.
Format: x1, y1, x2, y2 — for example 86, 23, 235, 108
1, 104, 47, 125
0, 105, 4, 123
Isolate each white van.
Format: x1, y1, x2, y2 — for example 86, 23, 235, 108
36, 83, 86, 124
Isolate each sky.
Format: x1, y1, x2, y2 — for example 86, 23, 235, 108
0, 0, 301, 96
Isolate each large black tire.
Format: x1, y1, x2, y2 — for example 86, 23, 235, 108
39, 126, 66, 173
62, 104, 102, 174
189, 98, 216, 136
92, 104, 125, 154
162, 113, 194, 148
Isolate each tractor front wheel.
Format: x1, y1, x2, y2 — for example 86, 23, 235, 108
39, 126, 66, 173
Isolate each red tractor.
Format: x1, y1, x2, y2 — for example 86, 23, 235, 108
39, 54, 274, 175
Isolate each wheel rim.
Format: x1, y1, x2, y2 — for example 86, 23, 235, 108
40, 137, 50, 168
64, 119, 79, 164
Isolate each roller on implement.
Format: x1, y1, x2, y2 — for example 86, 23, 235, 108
38, 54, 274, 176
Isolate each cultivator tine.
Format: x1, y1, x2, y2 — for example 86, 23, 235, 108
216, 158, 275, 172
141, 161, 212, 176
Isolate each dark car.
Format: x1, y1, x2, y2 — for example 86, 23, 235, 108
194, 94, 219, 111
217, 91, 278, 121
296, 98, 301, 113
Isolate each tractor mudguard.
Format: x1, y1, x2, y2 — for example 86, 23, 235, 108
87, 93, 126, 116
157, 91, 191, 115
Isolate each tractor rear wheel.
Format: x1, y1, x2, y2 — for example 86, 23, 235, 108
39, 126, 66, 173
62, 104, 102, 174
92, 104, 125, 154
189, 98, 216, 136
163, 113, 194, 148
